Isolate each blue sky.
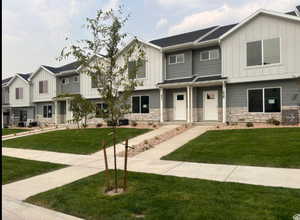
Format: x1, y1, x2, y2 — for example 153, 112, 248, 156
2, 0, 299, 79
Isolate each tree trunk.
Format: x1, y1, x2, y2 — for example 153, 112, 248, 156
112, 124, 118, 192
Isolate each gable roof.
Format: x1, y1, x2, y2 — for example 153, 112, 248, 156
2, 77, 12, 85
18, 73, 31, 81
42, 61, 81, 74
220, 9, 300, 41
286, 11, 297, 16
198, 24, 238, 42
297, 5, 300, 12
150, 26, 218, 47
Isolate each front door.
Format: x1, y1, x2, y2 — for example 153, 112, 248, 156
174, 92, 186, 120
203, 90, 218, 121
60, 101, 66, 124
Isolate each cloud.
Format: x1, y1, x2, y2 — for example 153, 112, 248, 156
156, 0, 201, 8
156, 18, 168, 29
168, 0, 298, 35
103, 0, 119, 11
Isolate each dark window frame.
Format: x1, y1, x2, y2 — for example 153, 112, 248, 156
43, 104, 52, 118
247, 87, 281, 113
131, 95, 150, 114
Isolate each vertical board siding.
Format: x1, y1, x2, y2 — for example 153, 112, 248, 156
8, 77, 31, 107
31, 69, 57, 102
222, 14, 300, 82
80, 44, 163, 99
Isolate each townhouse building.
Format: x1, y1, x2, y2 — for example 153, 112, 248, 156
2, 6, 300, 127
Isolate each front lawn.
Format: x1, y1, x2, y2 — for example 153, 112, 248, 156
2, 128, 28, 136
26, 170, 300, 220
2, 128, 151, 154
2, 156, 66, 184
162, 128, 300, 168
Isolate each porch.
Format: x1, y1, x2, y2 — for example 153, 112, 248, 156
158, 76, 227, 123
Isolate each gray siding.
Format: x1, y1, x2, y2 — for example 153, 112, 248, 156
227, 79, 300, 108
192, 47, 221, 76
57, 74, 80, 95
166, 51, 192, 79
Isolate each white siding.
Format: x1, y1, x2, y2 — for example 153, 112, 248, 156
9, 77, 31, 107
221, 14, 300, 83
31, 68, 57, 102
80, 43, 163, 99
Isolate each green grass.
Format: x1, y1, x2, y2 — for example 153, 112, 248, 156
2, 128, 151, 154
2, 156, 66, 184
26, 170, 300, 220
162, 128, 300, 168
2, 128, 28, 136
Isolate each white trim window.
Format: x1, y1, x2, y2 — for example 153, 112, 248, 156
248, 87, 281, 113
39, 80, 48, 94
62, 78, 70, 85
74, 75, 79, 83
43, 104, 52, 118
246, 38, 280, 67
95, 103, 108, 117
200, 49, 220, 61
168, 54, 184, 65
15, 87, 24, 100
132, 96, 150, 113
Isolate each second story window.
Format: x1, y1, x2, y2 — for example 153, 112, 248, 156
74, 76, 79, 83
200, 49, 220, 61
62, 78, 69, 85
15, 87, 23, 100
247, 38, 280, 67
168, 54, 184, 65
128, 60, 146, 79
39, 80, 48, 94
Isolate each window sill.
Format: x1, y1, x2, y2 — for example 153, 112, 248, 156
244, 63, 282, 70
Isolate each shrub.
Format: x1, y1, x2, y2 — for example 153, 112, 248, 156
148, 121, 153, 126
152, 124, 157, 128
131, 120, 137, 127
266, 118, 280, 126
96, 123, 103, 128
246, 122, 254, 127
226, 121, 230, 126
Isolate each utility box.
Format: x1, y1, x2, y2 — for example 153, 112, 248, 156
281, 109, 299, 125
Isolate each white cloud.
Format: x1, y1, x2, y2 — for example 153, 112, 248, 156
103, 0, 119, 11
156, 0, 201, 8
168, 0, 298, 35
156, 18, 168, 29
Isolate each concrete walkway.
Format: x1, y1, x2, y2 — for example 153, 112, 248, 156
2, 125, 300, 219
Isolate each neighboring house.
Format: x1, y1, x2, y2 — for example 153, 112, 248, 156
2, 6, 300, 126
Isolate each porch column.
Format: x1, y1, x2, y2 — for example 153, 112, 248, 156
190, 86, 193, 123
54, 101, 58, 124
160, 88, 164, 123
66, 99, 71, 123
187, 86, 190, 123
222, 81, 227, 123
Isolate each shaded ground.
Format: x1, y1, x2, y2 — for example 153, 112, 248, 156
162, 128, 300, 168
3, 128, 151, 154
26, 170, 300, 220
2, 156, 66, 184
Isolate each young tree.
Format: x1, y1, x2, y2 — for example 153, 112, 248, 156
69, 94, 95, 129
59, 7, 145, 192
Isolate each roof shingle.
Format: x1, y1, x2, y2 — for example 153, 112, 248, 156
199, 24, 238, 42
42, 61, 81, 74
150, 26, 218, 47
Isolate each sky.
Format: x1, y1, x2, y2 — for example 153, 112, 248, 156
2, 0, 299, 79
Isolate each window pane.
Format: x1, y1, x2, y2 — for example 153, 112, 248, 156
137, 60, 146, 78
48, 105, 52, 118
265, 88, 281, 112
169, 55, 176, 64
210, 49, 219, 60
263, 38, 280, 65
91, 76, 97, 88
177, 95, 184, 100
141, 96, 149, 113
176, 54, 184, 63
44, 81, 48, 93
20, 88, 23, 99
247, 41, 262, 66
132, 96, 140, 113
39, 81, 43, 93
200, 51, 209, 61
16, 88, 19, 99
43, 106, 47, 118
248, 89, 263, 112
128, 61, 136, 79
